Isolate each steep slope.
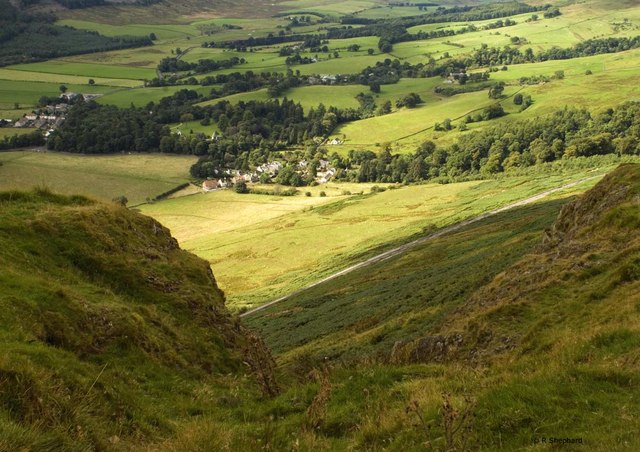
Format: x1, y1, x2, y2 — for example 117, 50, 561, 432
0, 190, 250, 449
428, 163, 640, 361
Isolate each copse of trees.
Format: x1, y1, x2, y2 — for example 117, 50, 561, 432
157, 56, 245, 74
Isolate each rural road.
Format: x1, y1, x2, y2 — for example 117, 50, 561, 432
239, 175, 602, 318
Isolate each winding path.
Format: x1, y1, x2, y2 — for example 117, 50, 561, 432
240, 175, 602, 318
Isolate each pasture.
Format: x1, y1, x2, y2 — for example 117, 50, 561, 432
140, 161, 618, 309
0, 68, 140, 88
0, 128, 37, 139
7, 61, 156, 81
0, 80, 116, 110
0, 151, 196, 205
280, 0, 383, 16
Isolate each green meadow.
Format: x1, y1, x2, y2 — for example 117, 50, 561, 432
0, 151, 196, 205
355, 5, 437, 19
0, 128, 37, 139
7, 61, 156, 81
0, 68, 140, 88
56, 19, 202, 39
0, 80, 116, 110
280, 0, 383, 16
170, 119, 220, 136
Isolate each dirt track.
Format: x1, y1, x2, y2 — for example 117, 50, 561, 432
240, 175, 602, 318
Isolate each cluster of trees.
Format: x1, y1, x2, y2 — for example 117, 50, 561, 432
0, 0, 151, 66
157, 56, 244, 74
356, 57, 468, 87
395, 93, 422, 108
47, 101, 169, 154
434, 79, 492, 97
189, 100, 362, 176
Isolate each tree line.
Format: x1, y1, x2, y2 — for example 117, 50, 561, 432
470, 36, 640, 67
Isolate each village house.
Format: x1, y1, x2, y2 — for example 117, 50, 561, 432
256, 161, 283, 176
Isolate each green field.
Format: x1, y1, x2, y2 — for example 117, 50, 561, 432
0, 128, 37, 139
0, 68, 141, 88
140, 158, 627, 309
323, 47, 640, 151
245, 189, 580, 359
7, 61, 157, 81
56, 19, 201, 40
281, 0, 382, 16
170, 118, 220, 136
0, 80, 117, 110
355, 5, 437, 19
0, 152, 196, 205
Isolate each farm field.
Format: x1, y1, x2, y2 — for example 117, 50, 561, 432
325, 48, 640, 151
280, 0, 383, 16
7, 61, 156, 81
0, 128, 37, 139
0, 68, 140, 88
0, 80, 117, 111
170, 119, 220, 136
355, 5, 437, 19
196, 77, 445, 112
0, 151, 196, 205
56, 19, 202, 40
140, 159, 623, 310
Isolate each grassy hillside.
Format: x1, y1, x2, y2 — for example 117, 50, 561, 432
147, 162, 640, 450
141, 158, 627, 309
2, 165, 639, 450
233, 163, 640, 450
0, 189, 250, 449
